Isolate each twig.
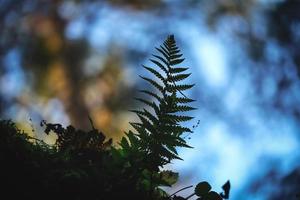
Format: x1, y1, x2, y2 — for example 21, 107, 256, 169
169, 185, 193, 197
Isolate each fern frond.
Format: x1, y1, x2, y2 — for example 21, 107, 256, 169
134, 97, 153, 107
159, 145, 183, 161
152, 55, 169, 67
129, 122, 149, 139
125, 130, 139, 148
125, 34, 196, 168
170, 58, 185, 66
159, 45, 169, 56
172, 105, 197, 112
129, 109, 145, 116
134, 98, 160, 115
155, 47, 169, 60
166, 84, 194, 92
150, 59, 168, 74
173, 96, 195, 103
139, 90, 162, 102
172, 139, 192, 148
169, 67, 189, 74
130, 109, 159, 125
120, 136, 130, 150
176, 137, 193, 148
170, 53, 183, 60
170, 73, 191, 82
139, 76, 164, 93
160, 125, 193, 134
136, 114, 157, 134
142, 65, 165, 82
165, 114, 194, 123
169, 48, 180, 55
166, 144, 178, 155
142, 108, 159, 124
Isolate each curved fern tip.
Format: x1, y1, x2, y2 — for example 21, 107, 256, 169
169, 34, 175, 40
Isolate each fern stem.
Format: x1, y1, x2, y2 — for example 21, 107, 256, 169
169, 185, 193, 197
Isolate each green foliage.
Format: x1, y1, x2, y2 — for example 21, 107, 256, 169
0, 35, 230, 200
169, 181, 230, 200
195, 181, 212, 196
192, 181, 228, 200
115, 35, 199, 198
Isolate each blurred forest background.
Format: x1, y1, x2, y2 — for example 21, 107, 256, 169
1, 0, 300, 199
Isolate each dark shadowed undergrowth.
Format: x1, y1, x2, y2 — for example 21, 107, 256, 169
0, 35, 229, 200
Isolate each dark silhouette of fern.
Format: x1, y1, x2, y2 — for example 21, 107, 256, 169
121, 35, 196, 170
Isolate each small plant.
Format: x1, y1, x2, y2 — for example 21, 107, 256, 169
117, 35, 196, 198
0, 35, 230, 200
110, 34, 230, 199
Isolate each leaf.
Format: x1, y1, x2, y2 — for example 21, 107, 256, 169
152, 55, 169, 67
134, 98, 160, 116
166, 84, 195, 92
159, 45, 169, 56
150, 59, 168, 74
160, 170, 179, 186
220, 180, 230, 199
206, 191, 222, 200
170, 51, 182, 57
165, 114, 194, 123
173, 139, 192, 148
129, 109, 144, 116
142, 108, 159, 125
143, 65, 165, 81
125, 130, 139, 148
130, 122, 149, 139
159, 145, 182, 161
136, 114, 157, 135
173, 96, 195, 103
139, 76, 164, 93
120, 137, 130, 150
139, 89, 162, 102
170, 67, 189, 74
170, 73, 191, 82
169, 47, 180, 54
170, 58, 184, 65
170, 54, 183, 60
156, 47, 169, 60
166, 144, 177, 154
195, 181, 212, 197
173, 105, 197, 112
134, 97, 153, 107
161, 124, 192, 133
